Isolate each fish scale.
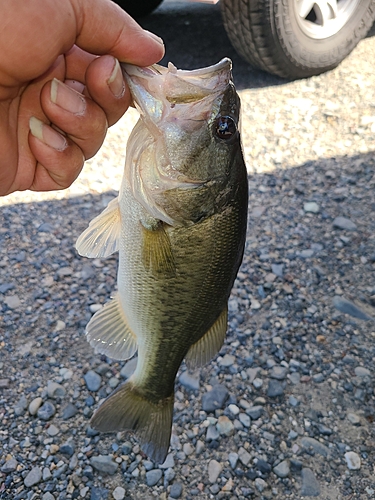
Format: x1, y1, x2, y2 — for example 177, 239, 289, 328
76, 58, 248, 462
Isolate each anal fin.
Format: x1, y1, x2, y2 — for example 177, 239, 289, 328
76, 197, 121, 258
86, 294, 137, 361
91, 380, 173, 464
185, 307, 228, 370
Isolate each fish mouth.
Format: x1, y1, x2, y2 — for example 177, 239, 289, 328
121, 58, 232, 112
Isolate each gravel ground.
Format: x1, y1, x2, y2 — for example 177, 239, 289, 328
1, 18, 375, 500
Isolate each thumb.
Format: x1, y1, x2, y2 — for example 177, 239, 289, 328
72, 0, 165, 65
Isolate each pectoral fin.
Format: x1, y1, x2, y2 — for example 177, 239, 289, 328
86, 294, 137, 361
141, 221, 176, 277
185, 307, 228, 369
76, 197, 121, 258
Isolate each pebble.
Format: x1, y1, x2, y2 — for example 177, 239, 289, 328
301, 468, 320, 497
201, 384, 228, 412
47, 424, 59, 437
273, 460, 290, 478
169, 483, 183, 499
347, 413, 361, 425
120, 357, 137, 379
345, 451, 361, 470
304, 202, 320, 213
270, 365, 288, 380
112, 486, 126, 500
333, 296, 373, 320
84, 370, 102, 391
238, 447, 251, 466
228, 452, 238, 469
300, 437, 330, 457
146, 469, 163, 486
4, 295, 21, 309
24, 467, 42, 487
37, 401, 56, 420
1, 458, 18, 473
62, 403, 79, 420
354, 366, 371, 377
216, 415, 234, 436
333, 216, 357, 231
28, 397, 43, 416
159, 453, 175, 469
208, 460, 222, 483
267, 379, 284, 397
179, 370, 200, 390
90, 455, 119, 475
219, 354, 235, 367
47, 381, 66, 399
246, 405, 263, 420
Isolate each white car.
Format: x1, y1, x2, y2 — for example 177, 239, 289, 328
115, 0, 375, 79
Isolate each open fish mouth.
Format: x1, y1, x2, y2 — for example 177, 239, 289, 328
121, 58, 232, 116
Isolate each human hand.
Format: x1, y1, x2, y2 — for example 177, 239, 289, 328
0, 0, 164, 196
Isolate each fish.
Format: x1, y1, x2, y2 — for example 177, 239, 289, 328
75, 57, 248, 463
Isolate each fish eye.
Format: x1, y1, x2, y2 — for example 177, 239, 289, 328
215, 116, 237, 140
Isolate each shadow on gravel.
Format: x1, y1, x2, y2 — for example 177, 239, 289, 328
139, 1, 287, 91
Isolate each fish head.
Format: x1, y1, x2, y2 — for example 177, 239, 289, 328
122, 58, 245, 225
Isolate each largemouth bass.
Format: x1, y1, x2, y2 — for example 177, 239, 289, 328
76, 58, 248, 463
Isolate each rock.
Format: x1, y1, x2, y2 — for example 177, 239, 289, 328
354, 366, 371, 377
146, 469, 162, 486
62, 403, 79, 420
208, 460, 222, 483
333, 296, 373, 321
1, 457, 18, 473
47, 424, 59, 436
246, 405, 264, 420
179, 370, 200, 391
4, 295, 21, 309
267, 379, 284, 397
228, 452, 238, 469
255, 478, 267, 493
90, 487, 109, 500
90, 455, 118, 475
37, 401, 56, 420
47, 381, 66, 399
14, 395, 28, 416
239, 412, 251, 427
24, 467, 42, 487
304, 202, 320, 213
273, 460, 290, 478
238, 447, 251, 466
301, 468, 320, 497
120, 357, 137, 379
219, 354, 235, 367
270, 365, 288, 380
84, 370, 102, 392
112, 486, 126, 500
60, 440, 75, 457
183, 443, 194, 456
42, 493, 55, 500
271, 263, 284, 277
169, 483, 183, 499
345, 451, 361, 470
333, 216, 357, 231
300, 437, 330, 457
216, 415, 234, 436
206, 425, 220, 441
159, 453, 175, 469
347, 413, 361, 425
228, 403, 240, 415
201, 384, 228, 412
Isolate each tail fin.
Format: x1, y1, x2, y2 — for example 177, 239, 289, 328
90, 380, 174, 464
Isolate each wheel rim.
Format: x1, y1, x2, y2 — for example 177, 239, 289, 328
295, 0, 360, 39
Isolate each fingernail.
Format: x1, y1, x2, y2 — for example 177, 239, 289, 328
144, 30, 164, 46
51, 78, 86, 115
29, 116, 67, 151
107, 58, 125, 99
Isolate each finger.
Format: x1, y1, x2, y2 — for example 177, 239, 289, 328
39, 78, 108, 159
84, 55, 131, 127
73, 0, 165, 65
28, 116, 85, 191
64, 45, 96, 82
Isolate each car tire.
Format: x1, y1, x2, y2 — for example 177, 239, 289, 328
220, 0, 375, 79
114, 0, 163, 18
